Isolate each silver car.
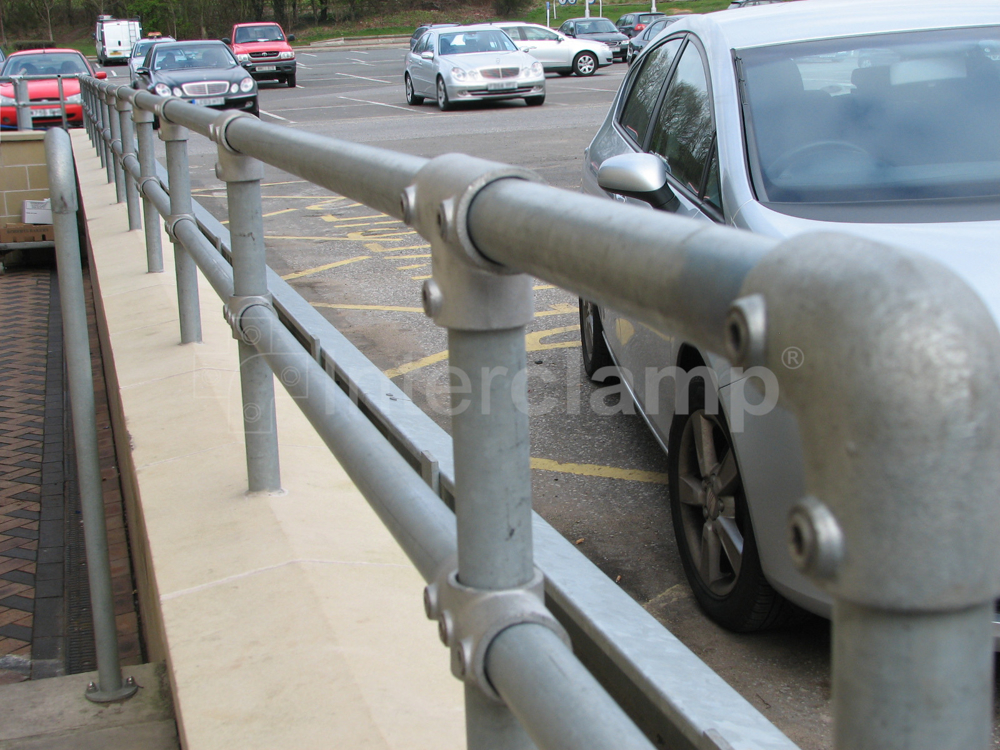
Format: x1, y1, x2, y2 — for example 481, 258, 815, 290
581, 0, 1000, 637
498, 22, 613, 77
404, 25, 546, 110
128, 36, 175, 82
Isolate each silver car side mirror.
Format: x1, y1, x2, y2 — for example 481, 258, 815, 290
421, 51, 434, 60
597, 153, 680, 211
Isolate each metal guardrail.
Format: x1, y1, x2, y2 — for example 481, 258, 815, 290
1, 74, 83, 130
55, 76, 1000, 750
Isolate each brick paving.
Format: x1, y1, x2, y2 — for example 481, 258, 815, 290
0, 266, 142, 684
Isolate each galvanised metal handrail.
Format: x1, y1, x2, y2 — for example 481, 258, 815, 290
1, 73, 85, 130
72, 76, 1000, 750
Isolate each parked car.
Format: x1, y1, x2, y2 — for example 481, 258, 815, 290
223, 22, 296, 88
0, 49, 107, 130
615, 12, 667, 38
94, 15, 141, 65
129, 35, 176, 82
410, 23, 459, 50
404, 25, 546, 110
557, 17, 629, 62
625, 17, 681, 64
134, 41, 258, 117
497, 22, 613, 77
581, 0, 1000, 637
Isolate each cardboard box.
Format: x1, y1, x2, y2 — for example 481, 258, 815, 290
22, 199, 52, 224
0, 222, 54, 244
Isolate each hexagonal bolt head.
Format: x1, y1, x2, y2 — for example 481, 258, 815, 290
422, 279, 443, 319
788, 496, 844, 581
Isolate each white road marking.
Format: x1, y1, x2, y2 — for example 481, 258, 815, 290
337, 96, 426, 114
347, 57, 374, 66
296, 84, 305, 88
259, 109, 293, 122
296, 63, 312, 69
336, 71, 391, 84
110, 70, 118, 76
301, 52, 317, 57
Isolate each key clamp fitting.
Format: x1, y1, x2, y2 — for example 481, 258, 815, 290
210, 110, 255, 155
164, 213, 196, 241
224, 294, 275, 342
424, 564, 570, 702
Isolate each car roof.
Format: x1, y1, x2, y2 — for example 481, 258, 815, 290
234, 22, 282, 27
692, 0, 1000, 49
152, 40, 229, 48
8, 48, 86, 56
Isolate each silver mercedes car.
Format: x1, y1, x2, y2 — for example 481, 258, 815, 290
580, 0, 1000, 637
404, 25, 546, 110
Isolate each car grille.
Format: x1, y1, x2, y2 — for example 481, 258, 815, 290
468, 85, 534, 96
181, 81, 230, 97
479, 67, 521, 80
249, 50, 279, 59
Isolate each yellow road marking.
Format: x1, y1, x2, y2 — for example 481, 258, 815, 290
307, 197, 349, 210
314, 303, 423, 313
412, 274, 432, 280
384, 350, 449, 379
321, 214, 386, 222
328, 221, 399, 229
396, 263, 428, 270
267, 235, 365, 241
198, 194, 336, 199
385, 244, 430, 252
391, 254, 431, 259
384, 325, 579, 378
264, 208, 298, 218
281, 255, 369, 280
536, 303, 577, 317
534, 284, 556, 291
348, 230, 416, 240
530, 458, 669, 485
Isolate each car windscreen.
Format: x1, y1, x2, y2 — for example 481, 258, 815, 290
739, 27, 1000, 217
576, 20, 618, 34
153, 45, 236, 71
437, 30, 518, 55
234, 25, 285, 44
2, 53, 89, 76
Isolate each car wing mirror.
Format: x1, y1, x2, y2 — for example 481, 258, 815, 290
287, 34, 295, 41
598, 153, 679, 211
95, 70, 108, 80
135, 67, 148, 76
421, 51, 434, 60
222, 37, 231, 45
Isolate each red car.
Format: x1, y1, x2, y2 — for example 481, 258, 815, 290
223, 23, 297, 88
0, 49, 107, 130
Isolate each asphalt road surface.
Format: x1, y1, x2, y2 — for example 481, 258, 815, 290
103, 47, 999, 749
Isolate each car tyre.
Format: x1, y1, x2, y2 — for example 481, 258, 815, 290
573, 52, 598, 77
525, 94, 545, 107
579, 299, 613, 381
436, 77, 452, 111
668, 376, 807, 633
405, 74, 424, 105
287, 72, 296, 88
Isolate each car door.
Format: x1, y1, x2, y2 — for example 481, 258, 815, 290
409, 33, 434, 95
607, 37, 723, 433
519, 26, 572, 69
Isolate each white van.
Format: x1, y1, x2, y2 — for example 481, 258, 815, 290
95, 16, 142, 66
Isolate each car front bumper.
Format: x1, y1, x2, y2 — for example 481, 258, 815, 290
447, 76, 545, 103
245, 60, 296, 80
0, 103, 84, 129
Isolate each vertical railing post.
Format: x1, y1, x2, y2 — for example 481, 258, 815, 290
115, 92, 142, 231
107, 89, 126, 204
133, 103, 164, 273
407, 157, 541, 750
213, 115, 282, 493
57, 76, 68, 130
14, 77, 32, 130
101, 88, 115, 184
83, 81, 94, 143
44, 128, 138, 705
158, 114, 202, 344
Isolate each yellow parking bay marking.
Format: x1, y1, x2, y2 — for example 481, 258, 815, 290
534, 284, 556, 291
327, 221, 399, 229
264, 208, 298, 218
412, 274, 432, 281
314, 303, 424, 313
281, 255, 370, 280
537, 303, 577, 317
392, 254, 432, 259
530, 458, 669, 485
383, 325, 579, 378
397, 263, 429, 270
363, 243, 431, 253
321, 214, 386, 222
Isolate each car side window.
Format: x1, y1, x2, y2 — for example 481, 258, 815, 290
501, 27, 524, 41
524, 27, 560, 42
414, 35, 429, 54
647, 41, 717, 199
559, 22, 572, 34
617, 38, 683, 147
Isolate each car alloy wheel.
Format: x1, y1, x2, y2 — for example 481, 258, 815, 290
573, 52, 597, 76
405, 74, 423, 105
436, 77, 452, 111
579, 299, 613, 380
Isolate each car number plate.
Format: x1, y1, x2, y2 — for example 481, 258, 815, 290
256, 65, 277, 71
33, 107, 63, 118
487, 81, 516, 91
191, 97, 225, 106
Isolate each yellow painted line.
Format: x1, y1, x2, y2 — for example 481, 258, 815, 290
314, 303, 424, 313
396, 263, 428, 270
307, 198, 349, 210
391, 253, 432, 259
199, 195, 335, 199
525, 325, 579, 351
384, 350, 449, 379
348, 231, 417, 240
328, 220, 400, 229
384, 244, 430, 252
530, 458, 669, 485
384, 325, 579, 379
264, 208, 298, 218
412, 274, 432, 280
267, 235, 366, 241
281, 255, 370, 280
262, 180, 308, 187
534, 284, 556, 291
321, 214, 386, 222
537, 303, 578, 317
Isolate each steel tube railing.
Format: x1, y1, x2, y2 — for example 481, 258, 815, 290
45, 128, 138, 704
133, 106, 163, 273
78, 77, 1000, 750
115, 94, 142, 231
107, 93, 126, 204
14, 78, 31, 130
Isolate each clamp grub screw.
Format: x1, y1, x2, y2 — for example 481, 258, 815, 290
788, 496, 844, 580
400, 185, 417, 226
422, 279, 443, 319
725, 294, 766, 366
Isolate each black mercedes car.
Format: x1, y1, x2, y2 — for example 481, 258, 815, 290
557, 18, 629, 61
134, 40, 258, 117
